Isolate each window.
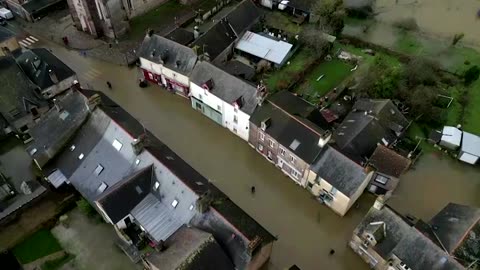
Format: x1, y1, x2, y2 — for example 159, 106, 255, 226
290, 155, 296, 164
94, 164, 104, 175
233, 115, 238, 124
112, 139, 123, 151
135, 186, 143, 194
135, 159, 141, 165
154, 181, 160, 190
374, 174, 389, 185
97, 182, 108, 193
307, 182, 314, 189
258, 144, 264, 151
70, 145, 76, 151
330, 187, 337, 196
30, 148, 37, 155
198, 94, 203, 100
280, 147, 286, 156
233, 127, 237, 133
260, 132, 265, 141
291, 170, 300, 179
78, 153, 84, 160
234, 107, 238, 113
268, 139, 274, 147
171, 199, 179, 208
189, 204, 194, 211
217, 105, 221, 111
126, 0, 132, 10
196, 102, 202, 111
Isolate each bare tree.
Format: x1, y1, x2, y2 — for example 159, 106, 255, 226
300, 25, 332, 56
310, 0, 345, 35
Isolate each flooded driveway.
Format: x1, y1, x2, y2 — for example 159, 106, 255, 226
375, 0, 480, 48
39, 40, 480, 269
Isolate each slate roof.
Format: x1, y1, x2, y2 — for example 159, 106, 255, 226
190, 61, 258, 114
310, 146, 367, 197
27, 90, 89, 168
356, 205, 463, 270
16, 48, 76, 90
335, 99, 408, 159
96, 165, 154, 224
137, 34, 197, 75
0, 56, 47, 124
217, 60, 255, 81
74, 89, 276, 245
368, 145, 411, 178
429, 203, 480, 254
191, 19, 237, 61
225, 0, 262, 35
250, 91, 327, 163
164, 28, 195, 46
22, 0, 64, 13
146, 226, 234, 270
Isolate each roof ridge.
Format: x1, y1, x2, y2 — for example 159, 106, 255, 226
268, 99, 323, 137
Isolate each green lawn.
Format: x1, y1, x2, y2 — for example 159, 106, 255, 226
444, 86, 464, 127
463, 80, 480, 134
264, 47, 315, 92
297, 59, 354, 101
12, 229, 63, 264
395, 31, 423, 55
128, 0, 188, 39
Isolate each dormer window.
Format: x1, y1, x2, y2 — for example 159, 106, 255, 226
261, 118, 271, 131
202, 79, 214, 91
233, 96, 244, 110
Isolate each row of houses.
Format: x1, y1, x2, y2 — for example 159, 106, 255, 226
134, 0, 413, 217
350, 197, 480, 270
25, 86, 276, 270
0, 33, 77, 141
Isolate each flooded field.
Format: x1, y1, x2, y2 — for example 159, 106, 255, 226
375, 0, 480, 48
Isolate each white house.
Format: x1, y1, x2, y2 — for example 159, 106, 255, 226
137, 33, 198, 97
189, 61, 263, 141
459, 132, 480, 165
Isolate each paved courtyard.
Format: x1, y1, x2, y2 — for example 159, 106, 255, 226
52, 209, 140, 270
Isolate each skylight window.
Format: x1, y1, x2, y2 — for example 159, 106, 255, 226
97, 182, 108, 193
112, 139, 123, 151
135, 186, 143, 194
78, 153, 84, 160
289, 139, 300, 150
30, 148, 37, 155
70, 145, 76, 151
171, 199, 179, 208
154, 182, 160, 190
189, 204, 194, 211
94, 164, 104, 176
135, 159, 140, 165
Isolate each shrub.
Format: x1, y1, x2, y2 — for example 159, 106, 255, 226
276, 79, 289, 90
393, 17, 418, 31
76, 198, 96, 218
464, 66, 480, 86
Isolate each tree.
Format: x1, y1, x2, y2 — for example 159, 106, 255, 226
300, 25, 332, 56
344, 0, 374, 18
464, 65, 480, 86
310, 0, 345, 36
356, 56, 401, 99
408, 85, 440, 121
404, 58, 437, 87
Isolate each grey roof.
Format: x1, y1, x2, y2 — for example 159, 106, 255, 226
217, 60, 255, 81
0, 27, 14, 43
137, 34, 197, 75
190, 61, 258, 114
335, 99, 408, 159
461, 132, 480, 156
250, 91, 327, 163
16, 49, 76, 90
27, 90, 89, 168
191, 19, 237, 61
164, 28, 195, 46
429, 203, 480, 253
368, 145, 411, 178
284, 0, 312, 12
356, 206, 463, 270
22, 0, 64, 14
0, 56, 47, 124
146, 226, 234, 270
310, 146, 367, 197
96, 165, 154, 224
225, 0, 262, 35
131, 193, 192, 242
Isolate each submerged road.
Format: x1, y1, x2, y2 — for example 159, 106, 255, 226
11, 27, 480, 269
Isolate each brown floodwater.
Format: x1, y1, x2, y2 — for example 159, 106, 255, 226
41, 41, 480, 270
375, 0, 480, 48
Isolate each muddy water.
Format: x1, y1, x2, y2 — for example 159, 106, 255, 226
375, 0, 480, 48
45, 42, 480, 269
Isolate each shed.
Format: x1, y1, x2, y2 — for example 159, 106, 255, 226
235, 31, 293, 66
459, 132, 480, 165
440, 126, 462, 150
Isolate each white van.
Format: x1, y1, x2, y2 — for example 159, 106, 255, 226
0, 8, 14, 20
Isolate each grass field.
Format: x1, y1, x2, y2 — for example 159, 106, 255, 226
264, 47, 315, 92
297, 59, 354, 101
463, 80, 480, 134
12, 229, 63, 264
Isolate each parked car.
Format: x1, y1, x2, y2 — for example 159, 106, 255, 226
0, 7, 13, 20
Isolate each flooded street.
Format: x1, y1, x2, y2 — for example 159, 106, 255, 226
375, 0, 480, 48
29, 39, 480, 269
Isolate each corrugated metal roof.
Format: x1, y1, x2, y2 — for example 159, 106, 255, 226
235, 31, 293, 65
441, 126, 462, 148
131, 194, 185, 242
461, 132, 480, 156
47, 169, 67, 188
